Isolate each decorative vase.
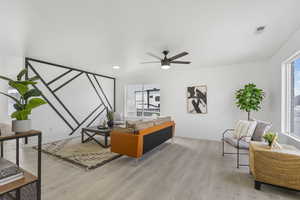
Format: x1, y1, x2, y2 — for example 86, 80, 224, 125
107, 120, 114, 128
12, 120, 31, 133
267, 140, 273, 147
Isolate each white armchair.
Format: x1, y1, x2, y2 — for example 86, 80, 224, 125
222, 120, 272, 168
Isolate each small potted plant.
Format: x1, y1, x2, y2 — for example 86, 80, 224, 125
0, 68, 47, 133
263, 132, 277, 147
106, 109, 114, 128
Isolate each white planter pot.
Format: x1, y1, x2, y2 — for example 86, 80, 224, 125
12, 120, 31, 133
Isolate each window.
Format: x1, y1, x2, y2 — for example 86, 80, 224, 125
125, 84, 160, 118
7, 88, 19, 116
282, 51, 300, 138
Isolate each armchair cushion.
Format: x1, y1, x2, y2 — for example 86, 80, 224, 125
224, 135, 249, 149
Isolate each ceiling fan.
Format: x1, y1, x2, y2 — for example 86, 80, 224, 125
141, 50, 191, 69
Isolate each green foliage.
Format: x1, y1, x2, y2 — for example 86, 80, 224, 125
17, 69, 27, 81
26, 98, 46, 110
28, 76, 39, 81
8, 81, 29, 96
0, 68, 47, 120
235, 83, 264, 115
0, 75, 12, 81
0, 92, 21, 104
263, 132, 277, 145
107, 110, 114, 121
23, 89, 42, 100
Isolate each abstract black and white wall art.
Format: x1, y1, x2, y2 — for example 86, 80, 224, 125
187, 85, 207, 114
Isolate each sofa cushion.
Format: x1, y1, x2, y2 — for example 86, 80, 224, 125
134, 121, 154, 131
224, 136, 249, 149
233, 120, 257, 141
126, 120, 142, 128
112, 127, 135, 134
154, 116, 172, 125
125, 120, 154, 131
251, 120, 272, 141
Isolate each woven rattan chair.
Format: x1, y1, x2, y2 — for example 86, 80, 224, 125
222, 120, 271, 168
250, 142, 300, 191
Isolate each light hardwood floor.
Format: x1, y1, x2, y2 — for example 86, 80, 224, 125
2, 137, 300, 200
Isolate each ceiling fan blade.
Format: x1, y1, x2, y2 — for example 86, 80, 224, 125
146, 52, 162, 60
170, 61, 191, 64
141, 61, 161, 64
168, 52, 189, 61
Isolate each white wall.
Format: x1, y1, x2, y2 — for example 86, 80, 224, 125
0, 0, 29, 123
268, 28, 300, 147
117, 61, 271, 141
27, 61, 115, 142
0, 58, 24, 123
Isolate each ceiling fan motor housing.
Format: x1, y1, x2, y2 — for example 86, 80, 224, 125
143, 50, 190, 67
161, 59, 170, 66
163, 50, 169, 56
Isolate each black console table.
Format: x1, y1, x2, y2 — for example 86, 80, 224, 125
81, 126, 111, 148
0, 130, 42, 200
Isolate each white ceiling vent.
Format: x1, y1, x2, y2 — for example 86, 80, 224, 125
255, 26, 266, 34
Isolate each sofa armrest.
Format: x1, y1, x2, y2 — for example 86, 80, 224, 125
110, 131, 142, 158
138, 121, 175, 136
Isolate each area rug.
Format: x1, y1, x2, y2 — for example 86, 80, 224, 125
35, 137, 121, 170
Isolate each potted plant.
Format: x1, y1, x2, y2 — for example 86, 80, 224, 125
263, 132, 277, 147
235, 83, 264, 120
106, 109, 114, 128
0, 68, 47, 133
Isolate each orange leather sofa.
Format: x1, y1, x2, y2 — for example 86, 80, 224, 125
111, 121, 175, 158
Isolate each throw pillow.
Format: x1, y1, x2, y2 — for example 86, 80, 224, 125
233, 120, 257, 141
251, 120, 272, 141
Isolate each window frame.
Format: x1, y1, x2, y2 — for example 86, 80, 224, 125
124, 84, 160, 119
282, 50, 300, 138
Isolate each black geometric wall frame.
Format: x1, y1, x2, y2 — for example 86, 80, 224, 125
25, 57, 116, 136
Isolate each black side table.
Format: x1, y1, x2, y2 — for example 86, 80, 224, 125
0, 130, 42, 200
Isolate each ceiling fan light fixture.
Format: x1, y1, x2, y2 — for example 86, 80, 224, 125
112, 65, 120, 69
142, 50, 191, 69
161, 64, 171, 70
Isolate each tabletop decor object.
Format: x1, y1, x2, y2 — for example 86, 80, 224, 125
106, 110, 114, 128
263, 132, 277, 147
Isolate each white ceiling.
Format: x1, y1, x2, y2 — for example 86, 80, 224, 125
25, 0, 300, 74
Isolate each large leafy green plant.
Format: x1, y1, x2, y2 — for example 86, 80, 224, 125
235, 83, 264, 120
0, 69, 47, 120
